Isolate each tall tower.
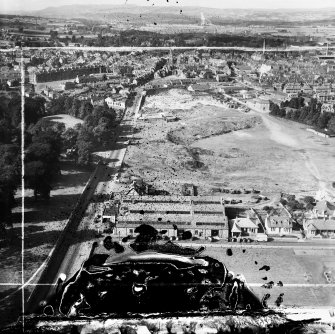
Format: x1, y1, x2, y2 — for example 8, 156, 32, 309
263, 39, 266, 55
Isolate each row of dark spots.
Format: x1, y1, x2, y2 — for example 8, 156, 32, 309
262, 292, 284, 307
226, 248, 246, 257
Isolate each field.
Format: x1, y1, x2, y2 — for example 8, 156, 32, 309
203, 246, 335, 307
44, 114, 84, 129
124, 88, 335, 199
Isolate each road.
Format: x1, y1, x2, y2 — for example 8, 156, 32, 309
179, 240, 335, 249
25, 92, 142, 314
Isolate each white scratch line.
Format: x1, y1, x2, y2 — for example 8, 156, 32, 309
20, 47, 25, 333
0, 283, 56, 286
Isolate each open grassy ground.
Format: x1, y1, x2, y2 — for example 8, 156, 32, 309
202, 247, 335, 307
124, 88, 335, 199
44, 114, 84, 129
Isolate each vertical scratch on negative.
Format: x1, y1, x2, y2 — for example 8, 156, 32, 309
20, 46, 25, 333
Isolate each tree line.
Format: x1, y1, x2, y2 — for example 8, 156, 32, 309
269, 97, 335, 133
0, 95, 59, 235
0, 94, 117, 236
47, 96, 117, 164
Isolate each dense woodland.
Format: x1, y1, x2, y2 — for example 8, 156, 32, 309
78, 31, 288, 48
0, 94, 118, 236
269, 97, 335, 133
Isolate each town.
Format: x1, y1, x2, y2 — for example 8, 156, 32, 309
1, 3, 335, 333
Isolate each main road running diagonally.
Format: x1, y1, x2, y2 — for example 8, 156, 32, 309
25, 92, 142, 314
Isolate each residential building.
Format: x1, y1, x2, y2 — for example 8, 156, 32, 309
105, 96, 127, 110
115, 196, 228, 240
29, 65, 106, 84
102, 204, 118, 232
247, 98, 270, 113
321, 103, 335, 114
264, 207, 293, 235
229, 217, 259, 238
304, 219, 335, 238
283, 83, 302, 98
307, 200, 335, 219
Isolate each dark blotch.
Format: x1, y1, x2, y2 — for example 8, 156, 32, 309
259, 265, 270, 271
226, 248, 233, 256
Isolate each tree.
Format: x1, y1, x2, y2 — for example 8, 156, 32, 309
24, 130, 62, 199
303, 196, 315, 205
28, 118, 65, 137
64, 96, 74, 114
93, 121, 112, 146
50, 30, 58, 40
0, 144, 20, 231
317, 112, 331, 130
78, 101, 93, 119
70, 99, 81, 118
25, 161, 51, 200
0, 119, 12, 144
328, 116, 335, 133
49, 96, 66, 115
62, 127, 79, 150
77, 140, 93, 165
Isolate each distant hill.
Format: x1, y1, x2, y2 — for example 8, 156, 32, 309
14, 5, 335, 25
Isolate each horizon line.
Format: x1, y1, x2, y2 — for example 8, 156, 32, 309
3, 3, 335, 15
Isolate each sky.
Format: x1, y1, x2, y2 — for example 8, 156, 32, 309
1, 0, 335, 13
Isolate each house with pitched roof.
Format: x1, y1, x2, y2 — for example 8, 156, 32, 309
229, 217, 258, 238
304, 219, 335, 238
307, 200, 335, 219
264, 207, 293, 235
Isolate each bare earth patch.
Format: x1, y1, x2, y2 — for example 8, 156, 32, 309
124, 89, 335, 199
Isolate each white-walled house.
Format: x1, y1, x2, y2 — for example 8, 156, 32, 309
265, 208, 293, 235
105, 96, 126, 110
304, 219, 335, 238
306, 200, 335, 219
230, 217, 259, 237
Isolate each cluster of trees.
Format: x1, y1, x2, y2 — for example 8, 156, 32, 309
0, 92, 115, 233
269, 98, 335, 133
0, 96, 48, 234
48, 96, 94, 119
48, 96, 117, 164
25, 120, 62, 200
72, 30, 291, 48
279, 194, 316, 212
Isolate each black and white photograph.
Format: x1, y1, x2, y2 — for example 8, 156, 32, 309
0, 0, 335, 333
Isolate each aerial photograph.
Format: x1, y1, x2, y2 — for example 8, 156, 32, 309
0, 0, 335, 333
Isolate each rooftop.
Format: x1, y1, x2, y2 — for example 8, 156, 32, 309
307, 219, 335, 231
